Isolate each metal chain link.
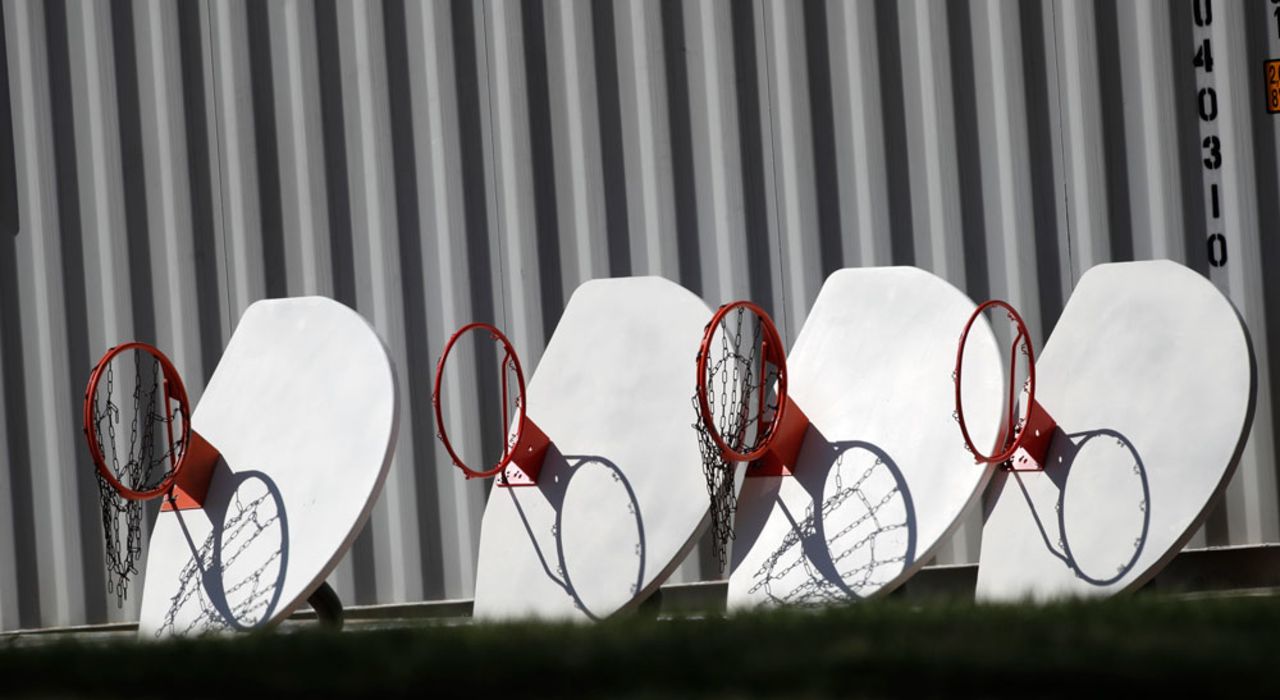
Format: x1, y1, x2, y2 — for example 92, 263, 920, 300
692, 307, 780, 573
92, 349, 186, 606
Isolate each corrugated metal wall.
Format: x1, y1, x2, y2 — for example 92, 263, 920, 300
3, 0, 1279, 631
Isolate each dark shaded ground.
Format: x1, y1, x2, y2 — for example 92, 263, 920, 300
2, 596, 1278, 698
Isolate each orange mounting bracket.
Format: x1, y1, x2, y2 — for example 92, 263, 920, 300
745, 395, 810, 478
495, 417, 551, 487
161, 430, 221, 511
1003, 397, 1056, 472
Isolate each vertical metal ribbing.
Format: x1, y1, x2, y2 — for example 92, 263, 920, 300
6, 0, 1280, 629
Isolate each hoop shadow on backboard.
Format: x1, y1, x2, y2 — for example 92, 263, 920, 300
732, 428, 918, 605
158, 467, 289, 636
507, 449, 646, 621
1001, 428, 1150, 587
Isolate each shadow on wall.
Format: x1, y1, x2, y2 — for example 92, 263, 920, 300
1010, 428, 1150, 586
509, 451, 645, 621
733, 429, 918, 605
160, 469, 289, 636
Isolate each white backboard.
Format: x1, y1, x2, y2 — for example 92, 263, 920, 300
728, 267, 1005, 607
139, 297, 399, 636
977, 260, 1255, 601
472, 277, 713, 620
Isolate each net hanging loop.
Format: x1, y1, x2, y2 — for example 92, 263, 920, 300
954, 300, 1056, 471
432, 322, 550, 487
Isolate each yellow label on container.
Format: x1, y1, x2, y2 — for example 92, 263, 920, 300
1266, 60, 1280, 114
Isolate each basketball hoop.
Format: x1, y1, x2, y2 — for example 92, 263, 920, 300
433, 322, 550, 487
954, 300, 1056, 471
83, 342, 220, 605
693, 301, 810, 572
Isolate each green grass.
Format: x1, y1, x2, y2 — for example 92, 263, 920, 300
3, 596, 1279, 698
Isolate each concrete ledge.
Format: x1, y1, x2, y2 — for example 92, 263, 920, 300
6, 543, 1280, 642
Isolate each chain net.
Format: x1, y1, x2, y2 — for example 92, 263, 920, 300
692, 305, 782, 574
88, 348, 187, 606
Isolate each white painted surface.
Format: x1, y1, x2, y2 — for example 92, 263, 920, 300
978, 260, 1256, 601
728, 267, 1004, 607
473, 277, 712, 620
138, 297, 398, 636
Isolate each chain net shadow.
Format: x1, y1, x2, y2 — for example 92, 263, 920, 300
747, 444, 910, 604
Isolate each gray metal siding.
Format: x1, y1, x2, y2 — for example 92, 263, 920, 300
2, 0, 1279, 630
